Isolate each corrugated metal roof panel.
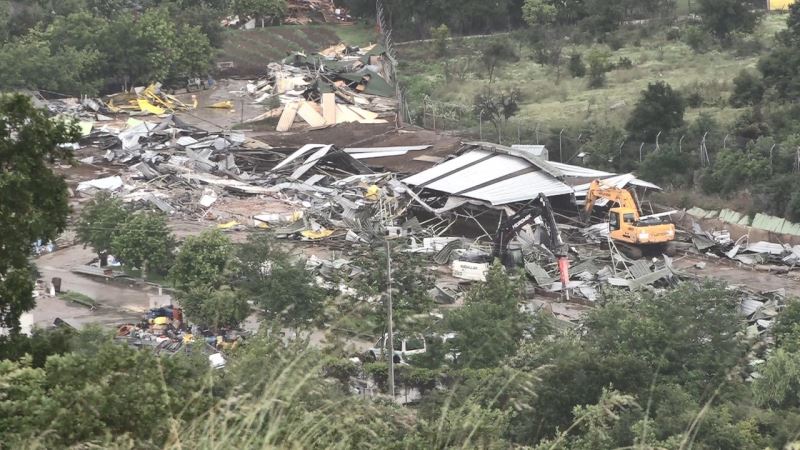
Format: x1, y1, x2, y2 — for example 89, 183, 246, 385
745, 241, 786, 255
273, 144, 327, 172
462, 171, 573, 205
423, 154, 530, 194
290, 145, 332, 180
351, 150, 410, 159
572, 173, 661, 196
343, 145, 431, 154
511, 145, 548, 159
549, 161, 613, 177
403, 148, 572, 205
403, 149, 491, 186
461, 142, 564, 178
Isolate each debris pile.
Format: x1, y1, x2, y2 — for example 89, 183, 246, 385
115, 306, 241, 369
240, 46, 397, 129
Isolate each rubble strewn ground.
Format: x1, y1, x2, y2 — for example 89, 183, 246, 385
23, 41, 800, 376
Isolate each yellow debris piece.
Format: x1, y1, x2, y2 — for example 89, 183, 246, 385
365, 185, 381, 201
300, 229, 334, 240
137, 99, 167, 115
207, 100, 234, 109
217, 220, 240, 230
152, 316, 170, 325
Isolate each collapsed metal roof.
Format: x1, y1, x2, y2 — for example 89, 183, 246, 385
402, 142, 660, 207
402, 146, 573, 206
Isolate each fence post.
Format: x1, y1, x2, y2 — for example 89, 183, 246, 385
769, 144, 776, 173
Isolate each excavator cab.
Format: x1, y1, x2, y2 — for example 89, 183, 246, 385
585, 180, 676, 258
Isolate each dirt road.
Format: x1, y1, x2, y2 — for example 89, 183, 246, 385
32, 245, 160, 329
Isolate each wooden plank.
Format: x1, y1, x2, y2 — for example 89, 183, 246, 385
322, 93, 336, 125
335, 104, 362, 123
348, 106, 379, 120
296, 101, 326, 127
276, 102, 300, 132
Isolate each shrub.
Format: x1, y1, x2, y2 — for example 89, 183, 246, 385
586, 49, 612, 88
683, 25, 712, 53
615, 56, 633, 70
568, 51, 586, 78
666, 26, 681, 41
729, 70, 764, 107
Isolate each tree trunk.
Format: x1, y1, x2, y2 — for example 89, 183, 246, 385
142, 259, 148, 281
99, 252, 108, 268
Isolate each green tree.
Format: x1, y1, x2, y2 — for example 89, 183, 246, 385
170, 230, 233, 290
586, 48, 612, 88
481, 39, 518, 83
231, 0, 287, 26
568, 51, 586, 78
76, 191, 129, 266
237, 233, 325, 328
430, 24, 450, 57
0, 95, 79, 331
730, 69, 765, 107
697, 0, 760, 40
758, 3, 800, 103
0, 335, 213, 448
0, 33, 101, 95
625, 81, 685, 142
522, 0, 557, 25
639, 145, 696, 187
444, 262, 529, 369
180, 284, 250, 330
473, 87, 522, 139
111, 212, 175, 278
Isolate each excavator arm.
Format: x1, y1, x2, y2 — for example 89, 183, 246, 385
492, 193, 570, 289
583, 179, 641, 218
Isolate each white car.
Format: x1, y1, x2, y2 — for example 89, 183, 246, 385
366, 333, 427, 364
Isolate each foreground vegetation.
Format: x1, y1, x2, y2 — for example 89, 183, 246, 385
4, 277, 800, 449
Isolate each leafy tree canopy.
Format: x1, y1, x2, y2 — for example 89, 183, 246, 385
111, 211, 175, 276
0, 94, 78, 331
76, 191, 130, 262
625, 81, 685, 142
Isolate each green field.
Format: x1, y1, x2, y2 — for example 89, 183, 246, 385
219, 23, 379, 76
397, 14, 787, 137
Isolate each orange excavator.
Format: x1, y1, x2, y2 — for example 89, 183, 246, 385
584, 180, 675, 259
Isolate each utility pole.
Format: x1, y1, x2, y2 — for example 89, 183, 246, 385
386, 239, 395, 399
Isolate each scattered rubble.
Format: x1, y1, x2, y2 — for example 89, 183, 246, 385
31, 38, 800, 342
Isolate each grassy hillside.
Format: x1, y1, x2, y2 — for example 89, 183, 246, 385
219, 23, 379, 76
397, 14, 787, 135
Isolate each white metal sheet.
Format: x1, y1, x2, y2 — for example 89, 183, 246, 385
573, 173, 661, 195
403, 150, 491, 186
343, 145, 431, 154
291, 145, 332, 180
350, 150, 410, 159
272, 144, 327, 172
549, 161, 614, 177
424, 154, 530, 194
463, 171, 573, 205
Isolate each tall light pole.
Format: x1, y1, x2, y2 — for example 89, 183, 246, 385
386, 239, 395, 398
